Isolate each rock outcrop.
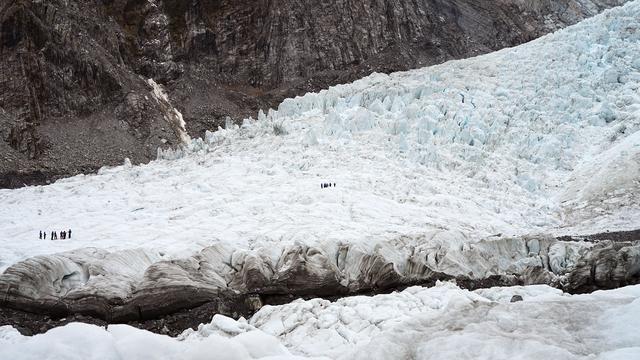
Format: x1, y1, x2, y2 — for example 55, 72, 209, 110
0, 0, 628, 187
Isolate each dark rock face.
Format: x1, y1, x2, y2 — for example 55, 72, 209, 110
0, 0, 183, 187
0, 0, 627, 187
167, 0, 623, 88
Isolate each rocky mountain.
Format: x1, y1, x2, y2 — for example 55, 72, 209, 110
0, 0, 627, 188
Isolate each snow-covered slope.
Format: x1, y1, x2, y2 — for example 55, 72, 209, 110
1, 0, 639, 274
2, 283, 640, 360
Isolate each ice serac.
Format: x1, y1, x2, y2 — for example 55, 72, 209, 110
0, 0, 629, 187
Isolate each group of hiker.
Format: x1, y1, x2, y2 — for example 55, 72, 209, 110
321, 182, 336, 188
39, 229, 72, 240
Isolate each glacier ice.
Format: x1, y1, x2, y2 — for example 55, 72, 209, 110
0, 1, 640, 358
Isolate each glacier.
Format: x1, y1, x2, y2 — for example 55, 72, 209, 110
1, 0, 640, 358
1, 0, 638, 272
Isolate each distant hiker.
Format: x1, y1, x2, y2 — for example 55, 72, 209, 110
43, 232, 46, 240
333, 183, 336, 187
51, 231, 55, 240
61, 231, 66, 240
39, 231, 42, 240
68, 229, 72, 239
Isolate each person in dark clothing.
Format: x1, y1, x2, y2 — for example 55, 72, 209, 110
334, 183, 336, 187
43, 232, 46, 240
51, 231, 55, 240
61, 231, 66, 239
68, 229, 72, 239
39, 231, 42, 240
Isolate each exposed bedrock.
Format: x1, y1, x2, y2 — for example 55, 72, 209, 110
1, 232, 639, 323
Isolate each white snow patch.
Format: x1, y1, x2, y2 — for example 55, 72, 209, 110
148, 78, 191, 144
